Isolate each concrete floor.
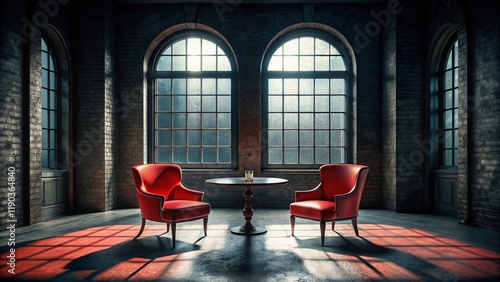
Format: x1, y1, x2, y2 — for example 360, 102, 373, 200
1, 208, 499, 281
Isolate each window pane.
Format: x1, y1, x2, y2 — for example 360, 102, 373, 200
269, 114, 282, 129
315, 96, 329, 112
445, 130, 453, 148
42, 109, 48, 128
219, 148, 231, 163
49, 130, 57, 148
203, 148, 217, 163
157, 96, 171, 112
49, 111, 57, 129
50, 91, 57, 110
300, 37, 314, 55
202, 40, 216, 55
218, 96, 231, 112
157, 56, 171, 71
269, 148, 283, 164
445, 70, 453, 89
284, 113, 298, 129
202, 113, 216, 128
202, 96, 216, 112
187, 96, 201, 112
283, 96, 298, 112
42, 129, 48, 148
42, 150, 48, 168
300, 148, 314, 163
284, 130, 298, 146
157, 148, 171, 163
173, 113, 186, 128
218, 113, 231, 128
284, 39, 298, 55
269, 79, 282, 94
315, 114, 329, 129
173, 130, 186, 145
173, 79, 186, 94
42, 89, 48, 108
218, 130, 231, 146
330, 79, 345, 94
268, 56, 282, 71
300, 56, 314, 71
315, 148, 329, 164
173, 96, 186, 112
202, 79, 216, 94
299, 96, 313, 112
187, 55, 201, 71
218, 56, 231, 71
330, 148, 344, 163
268, 130, 282, 146
331, 130, 345, 146
202, 56, 216, 71
187, 113, 201, 129
330, 56, 346, 71
444, 110, 453, 128
315, 130, 329, 146
187, 130, 201, 145
299, 113, 313, 129
284, 148, 298, 163
187, 38, 201, 55
157, 79, 171, 94
269, 96, 282, 112
187, 79, 201, 94
157, 130, 171, 145
315, 38, 329, 55
284, 79, 298, 94
218, 79, 231, 94
299, 79, 314, 94
315, 79, 329, 94
330, 113, 344, 129
330, 96, 345, 112
203, 130, 216, 145
173, 148, 186, 162
172, 56, 186, 71
188, 148, 201, 162
315, 56, 329, 71
299, 130, 313, 146
283, 56, 298, 71
173, 40, 186, 55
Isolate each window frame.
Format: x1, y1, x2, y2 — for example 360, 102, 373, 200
41, 35, 59, 169
261, 29, 353, 169
438, 37, 458, 168
148, 30, 238, 169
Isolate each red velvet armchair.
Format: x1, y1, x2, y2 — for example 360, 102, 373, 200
131, 164, 211, 248
290, 164, 369, 246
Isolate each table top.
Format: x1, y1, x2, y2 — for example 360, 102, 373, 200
205, 177, 288, 186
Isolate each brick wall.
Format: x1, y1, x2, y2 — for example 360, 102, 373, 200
0, 0, 28, 229
114, 2, 385, 209
1, 0, 498, 230
462, 0, 500, 230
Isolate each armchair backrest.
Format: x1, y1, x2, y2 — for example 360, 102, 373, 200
319, 164, 369, 202
131, 164, 182, 197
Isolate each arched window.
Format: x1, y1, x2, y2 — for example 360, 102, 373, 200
41, 36, 58, 169
262, 30, 351, 168
440, 39, 458, 167
150, 31, 237, 168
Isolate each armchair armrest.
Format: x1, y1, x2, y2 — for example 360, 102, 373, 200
295, 183, 323, 202
169, 184, 204, 201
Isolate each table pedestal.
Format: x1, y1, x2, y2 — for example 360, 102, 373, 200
230, 184, 267, 235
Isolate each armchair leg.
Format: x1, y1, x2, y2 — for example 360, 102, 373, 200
290, 215, 295, 236
320, 221, 326, 246
203, 217, 208, 236
134, 218, 146, 240
351, 218, 359, 237
166, 223, 170, 233
171, 222, 177, 248
331, 221, 336, 231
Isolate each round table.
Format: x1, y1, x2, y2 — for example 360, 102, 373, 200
205, 177, 288, 235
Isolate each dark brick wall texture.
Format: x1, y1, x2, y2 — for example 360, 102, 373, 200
0, 0, 498, 230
